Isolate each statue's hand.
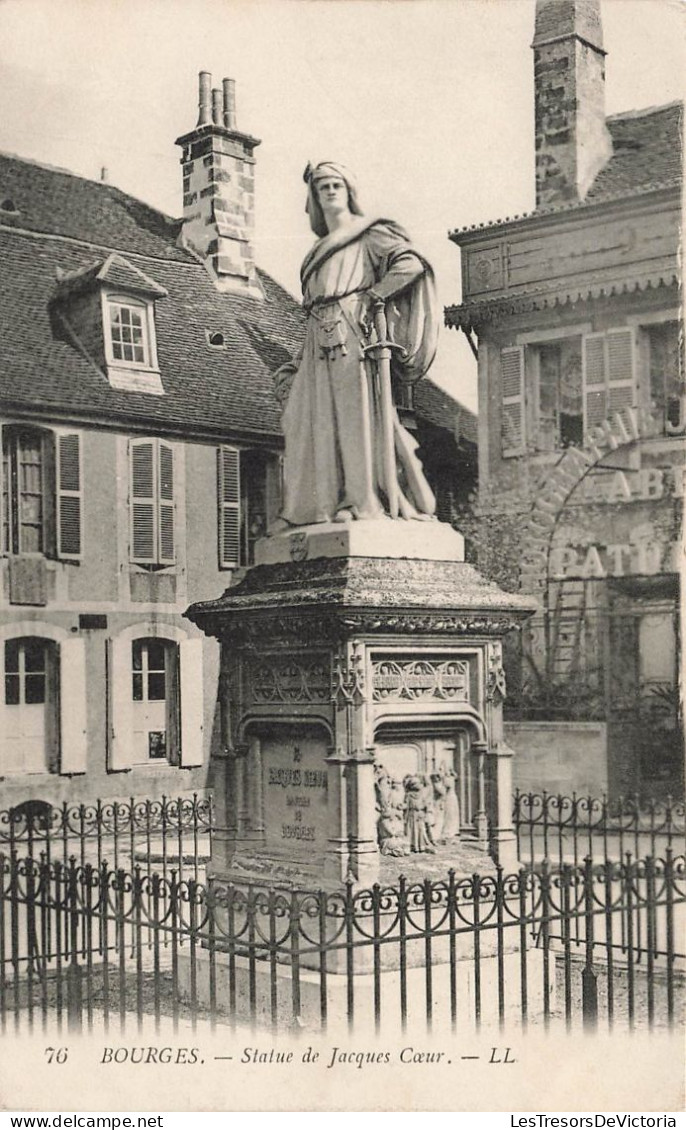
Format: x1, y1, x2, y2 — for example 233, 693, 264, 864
359, 289, 384, 339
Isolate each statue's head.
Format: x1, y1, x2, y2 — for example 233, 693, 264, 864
304, 161, 363, 237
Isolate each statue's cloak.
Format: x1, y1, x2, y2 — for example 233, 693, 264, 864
280, 217, 439, 525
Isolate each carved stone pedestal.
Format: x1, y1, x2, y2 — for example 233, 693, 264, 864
186, 521, 535, 888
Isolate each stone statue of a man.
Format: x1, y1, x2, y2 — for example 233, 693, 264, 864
274, 161, 439, 527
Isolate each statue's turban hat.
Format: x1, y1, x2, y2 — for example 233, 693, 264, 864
304, 160, 363, 237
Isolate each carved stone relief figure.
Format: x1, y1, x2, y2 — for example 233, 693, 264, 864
374, 762, 410, 857
429, 769, 447, 843
403, 774, 436, 854
441, 765, 461, 839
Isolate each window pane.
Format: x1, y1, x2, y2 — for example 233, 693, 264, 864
560, 414, 583, 447
539, 346, 560, 417
2, 441, 10, 555
20, 495, 42, 525
109, 303, 148, 366
5, 639, 20, 673
148, 672, 166, 701
132, 672, 143, 701
148, 731, 167, 759
132, 642, 143, 671
147, 640, 167, 670
25, 673, 46, 704
24, 639, 46, 672
5, 674, 19, 705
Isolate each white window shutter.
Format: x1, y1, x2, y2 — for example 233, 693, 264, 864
179, 638, 204, 767
158, 442, 175, 564
56, 432, 83, 560
583, 333, 608, 434
500, 347, 525, 457
59, 637, 87, 774
108, 636, 134, 771
218, 446, 241, 568
606, 328, 636, 416
130, 439, 156, 563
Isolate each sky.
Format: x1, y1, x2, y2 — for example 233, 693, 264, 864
0, 0, 684, 411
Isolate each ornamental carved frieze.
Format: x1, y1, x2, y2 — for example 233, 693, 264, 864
340, 614, 527, 636
332, 640, 366, 708
247, 653, 330, 705
486, 642, 507, 704
372, 655, 469, 703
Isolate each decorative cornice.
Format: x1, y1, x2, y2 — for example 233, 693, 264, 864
192, 608, 531, 645
186, 555, 536, 640
445, 273, 679, 332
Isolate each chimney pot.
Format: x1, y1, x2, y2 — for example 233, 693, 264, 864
223, 78, 237, 131
100, 167, 109, 183
176, 70, 262, 298
198, 71, 213, 126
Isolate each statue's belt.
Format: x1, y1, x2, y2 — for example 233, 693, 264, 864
303, 288, 368, 314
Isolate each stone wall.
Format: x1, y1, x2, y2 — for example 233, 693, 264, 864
506, 720, 608, 796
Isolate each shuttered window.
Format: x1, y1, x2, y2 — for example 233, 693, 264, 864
218, 446, 241, 569
583, 329, 636, 437
1, 427, 83, 560
56, 432, 83, 560
606, 328, 635, 416
129, 438, 176, 566
500, 346, 525, 457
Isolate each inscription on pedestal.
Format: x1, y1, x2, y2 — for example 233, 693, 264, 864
262, 737, 330, 859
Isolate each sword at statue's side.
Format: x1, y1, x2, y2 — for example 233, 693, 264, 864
369, 298, 399, 518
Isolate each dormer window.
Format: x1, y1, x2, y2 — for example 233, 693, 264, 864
108, 298, 152, 367
100, 290, 163, 394
53, 255, 167, 397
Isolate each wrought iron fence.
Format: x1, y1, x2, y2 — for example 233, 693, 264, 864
513, 790, 686, 866
4, 790, 684, 880
0, 794, 213, 883
1, 851, 683, 1035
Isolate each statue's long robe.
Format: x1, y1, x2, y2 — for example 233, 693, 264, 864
281, 217, 438, 526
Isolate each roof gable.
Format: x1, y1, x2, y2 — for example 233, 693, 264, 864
55, 253, 168, 300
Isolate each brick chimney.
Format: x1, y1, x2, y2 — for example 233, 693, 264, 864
176, 72, 263, 298
533, 0, 613, 207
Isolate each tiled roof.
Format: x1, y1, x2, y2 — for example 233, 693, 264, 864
449, 101, 682, 240
0, 154, 306, 441
0, 153, 188, 261
414, 379, 477, 446
586, 103, 684, 204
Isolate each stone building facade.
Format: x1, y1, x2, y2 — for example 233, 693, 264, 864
0, 75, 305, 811
446, 0, 683, 799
